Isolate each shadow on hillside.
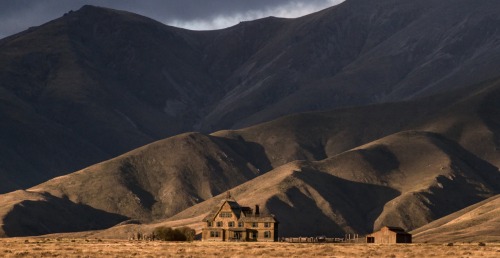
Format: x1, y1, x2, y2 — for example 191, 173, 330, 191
358, 144, 400, 173
212, 135, 273, 173
119, 161, 157, 211
2, 193, 128, 237
478, 86, 500, 153
266, 170, 400, 237
428, 132, 500, 191
413, 132, 500, 221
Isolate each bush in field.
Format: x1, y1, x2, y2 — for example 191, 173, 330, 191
153, 226, 195, 241
177, 227, 195, 241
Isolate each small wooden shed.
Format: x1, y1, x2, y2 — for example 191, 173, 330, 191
366, 226, 412, 243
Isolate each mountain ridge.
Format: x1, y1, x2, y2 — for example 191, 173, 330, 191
2, 75, 500, 237
2, 0, 500, 241
3, 0, 500, 192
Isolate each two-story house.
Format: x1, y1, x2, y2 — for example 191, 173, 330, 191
201, 193, 279, 242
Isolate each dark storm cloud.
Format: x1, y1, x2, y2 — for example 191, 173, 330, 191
0, 0, 344, 38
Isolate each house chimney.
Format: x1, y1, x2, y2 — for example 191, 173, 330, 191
255, 205, 260, 216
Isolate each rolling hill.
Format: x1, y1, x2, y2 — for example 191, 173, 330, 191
0, 190, 126, 237
166, 130, 500, 237
412, 194, 500, 243
2, 75, 500, 238
0, 101, 424, 236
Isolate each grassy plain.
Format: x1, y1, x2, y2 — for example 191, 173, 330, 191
0, 238, 499, 257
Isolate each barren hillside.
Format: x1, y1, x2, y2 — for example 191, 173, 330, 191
3, 0, 500, 192
2, 76, 500, 237
412, 195, 500, 243
167, 131, 499, 237
1, 0, 500, 240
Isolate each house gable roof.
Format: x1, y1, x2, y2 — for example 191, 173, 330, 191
238, 214, 278, 223
201, 192, 278, 223
202, 198, 243, 222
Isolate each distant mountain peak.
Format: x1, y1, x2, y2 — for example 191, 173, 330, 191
62, 4, 157, 26
76, 4, 122, 14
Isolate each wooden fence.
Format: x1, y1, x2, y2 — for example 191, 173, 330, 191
281, 234, 362, 243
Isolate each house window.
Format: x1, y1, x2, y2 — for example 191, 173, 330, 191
238, 222, 244, 228
219, 212, 232, 218
264, 231, 271, 238
250, 231, 258, 239
207, 221, 212, 227
252, 222, 258, 228
228, 221, 235, 227
264, 222, 270, 228
210, 231, 220, 237
217, 221, 223, 227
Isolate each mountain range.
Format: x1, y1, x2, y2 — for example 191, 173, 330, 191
1, 0, 500, 241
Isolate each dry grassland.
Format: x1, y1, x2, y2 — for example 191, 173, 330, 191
0, 238, 499, 257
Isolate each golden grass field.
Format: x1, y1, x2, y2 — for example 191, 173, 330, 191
0, 238, 499, 258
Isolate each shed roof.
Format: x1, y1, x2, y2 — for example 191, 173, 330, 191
384, 226, 408, 233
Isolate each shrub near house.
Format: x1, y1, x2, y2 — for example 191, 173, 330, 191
154, 226, 195, 241
202, 193, 279, 242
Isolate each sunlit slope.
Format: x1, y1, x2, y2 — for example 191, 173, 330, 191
413, 195, 500, 243
168, 131, 500, 236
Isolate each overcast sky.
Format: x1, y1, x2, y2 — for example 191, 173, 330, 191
0, 0, 345, 39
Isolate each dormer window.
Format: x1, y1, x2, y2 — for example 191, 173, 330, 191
219, 212, 232, 218
217, 221, 223, 227
238, 222, 244, 227
207, 222, 212, 227
228, 221, 235, 227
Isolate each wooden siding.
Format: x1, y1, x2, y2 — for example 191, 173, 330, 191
201, 199, 278, 242
367, 226, 412, 244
